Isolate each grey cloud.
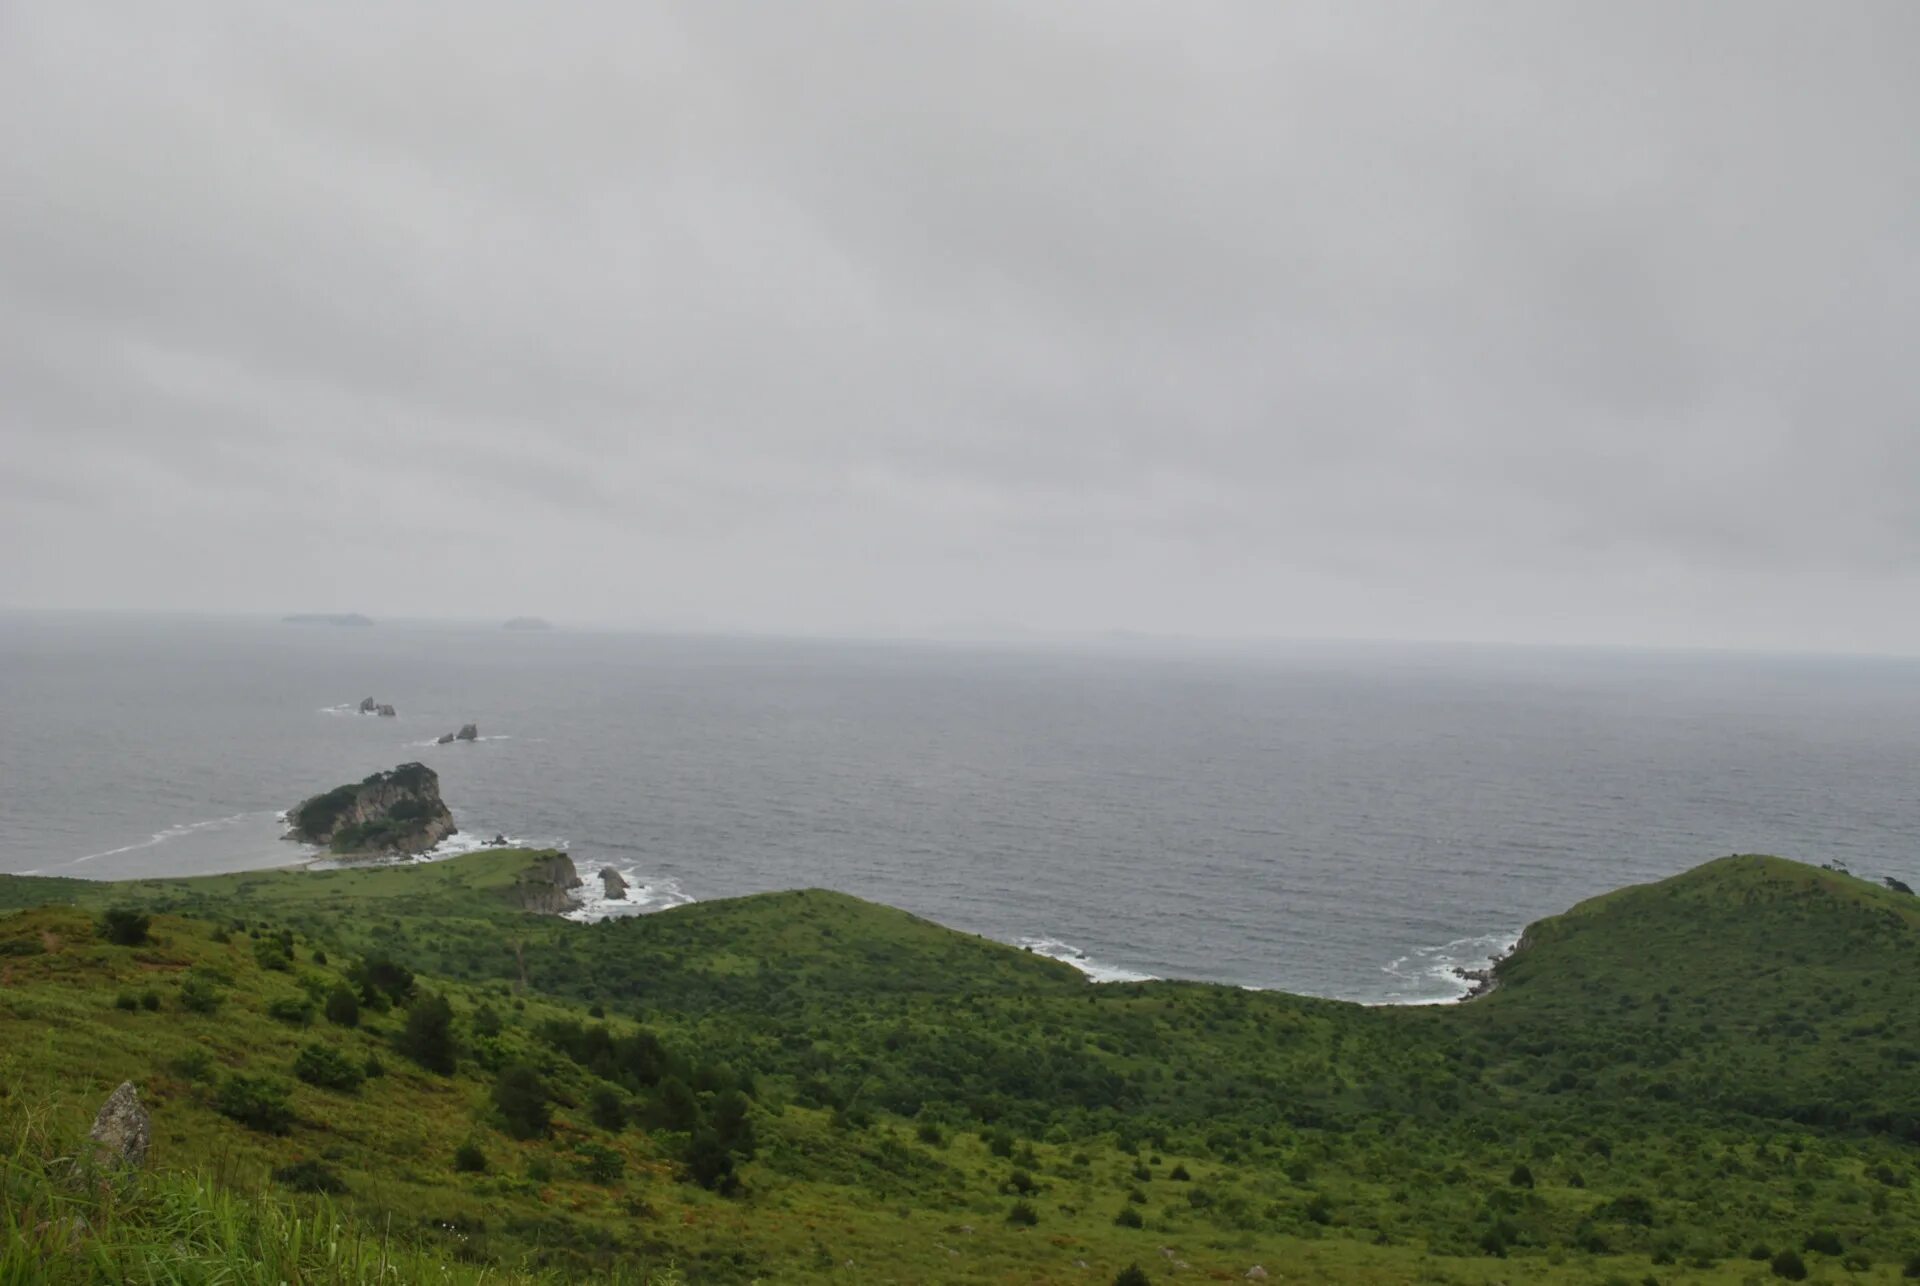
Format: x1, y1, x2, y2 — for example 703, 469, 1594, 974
3, 2, 1918, 646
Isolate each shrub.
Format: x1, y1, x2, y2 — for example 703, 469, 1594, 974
179, 974, 222, 1014
589, 1086, 628, 1131
99, 909, 150, 946
1509, 1163, 1534, 1188
266, 996, 314, 1026
1114, 1266, 1151, 1286
363, 1054, 386, 1079
214, 1075, 294, 1134
292, 1043, 365, 1092
1770, 1248, 1807, 1279
114, 992, 139, 1011
1903, 1251, 1920, 1278
576, 1142, 624, 1185
453, 1141, 489, 1173
1114, 1206, 1144, 1229
395, 993, 456, 1073
492, 1063, 550, 1140
986, 1129, 1014, 1158
1005, 1199, 1038, 1226
1804, 1229, 1844, 1256
324, 984, 359, 1027
272, 1159, 346, 1193
351, 957, 415, 1006
1168, 1163, 1191, 1182
139, 990, 160, 1011
915, 1120, 944, 1146
1749, 1243, 1773, 1260
169, 1048, 215, 1083
253, 937, 292, 972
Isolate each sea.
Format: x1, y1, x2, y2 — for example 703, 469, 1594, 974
3, 611, 1916, 1005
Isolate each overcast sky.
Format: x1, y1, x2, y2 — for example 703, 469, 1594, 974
3, 4, 1917, 650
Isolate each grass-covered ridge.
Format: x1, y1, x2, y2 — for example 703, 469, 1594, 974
2, 851, 1918, 1282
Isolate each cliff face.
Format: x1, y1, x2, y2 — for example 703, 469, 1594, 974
510, 851, 583, 913
284, 763, 456, 856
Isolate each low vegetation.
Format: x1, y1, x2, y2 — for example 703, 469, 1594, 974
1, 851, 1916, 1281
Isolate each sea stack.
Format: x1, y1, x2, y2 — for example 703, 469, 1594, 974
456, 723, 479, 741
600, 867, 629, 900
358, 697, 377, 713
283, 763, 456, 856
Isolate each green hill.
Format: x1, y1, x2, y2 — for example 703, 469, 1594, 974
2, 852, 1917, 1283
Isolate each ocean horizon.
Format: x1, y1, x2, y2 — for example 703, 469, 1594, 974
5, 609, 1917, 1005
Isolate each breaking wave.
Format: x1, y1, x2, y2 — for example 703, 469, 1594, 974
563, 864, 697, 922
1375, 929, 1521, 1005
1017, 935, 1159, 984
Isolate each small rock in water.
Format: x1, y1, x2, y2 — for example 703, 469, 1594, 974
376, 704, 397, 717
358, 697, 377, 714
456, 723, 479, 741
87, 1081, 151, 1169
600, 866, 629, 900
435, 733, 454, 745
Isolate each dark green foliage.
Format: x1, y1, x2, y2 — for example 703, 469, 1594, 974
915, 1119, 943, 1145
648, 1077, 699, 1133
1902, 1251, 1920, 1278
272, 1159, 347, 1193
1168, 1163, 1191, 1181
492, 1063, 550, 1140
362, 1054, 386, 1079
178, 974, 222, 1014
1114, 1267, 1151, 1286
213, 1075, 294, 1134
1804, 1228, 1844, 1255
114, 991, 139, 1011
292, 1042, 365, 1092
575, 1142, 624, 1184
472, 1005, 501, 1039
1771, 1248, 1807, 1280
266, 996, 313, 1026
253, 934, 292, 971
1509, 1163, 1534, 1188
99, 908, 150, 946
324, 984, 359, 1027
396, 993, 456, 1073
453, 1141, 488, 1173
351, 957, 416, 1007
292, 785, 361, 839
139, 989, 159, 1011
1005, 1199, 1038, 1226
588, 1086, 627, 1131
1114, 1206, 1144, 1229
1005, 1169, 1037, 1195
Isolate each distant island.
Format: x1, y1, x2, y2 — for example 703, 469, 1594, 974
502, 616, 553, 631
282, 613, 373, 627
282, 762, 455, 855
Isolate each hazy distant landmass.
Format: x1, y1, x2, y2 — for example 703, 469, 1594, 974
502, 616, 553, 631
282, 612, 374, 627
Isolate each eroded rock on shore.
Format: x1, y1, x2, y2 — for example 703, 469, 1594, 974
283, 763, 456, 856
511, 851, 583, 913
600, 866, 629, 900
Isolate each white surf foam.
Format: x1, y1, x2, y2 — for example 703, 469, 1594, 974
407, 734, 514, 748
1375, 929, 1521, 1005
300, 830, 548, 871
64, 812, 259, 867
563, 864, 697, 922
1017, 935, 1159, 984
317, 703, 358, 716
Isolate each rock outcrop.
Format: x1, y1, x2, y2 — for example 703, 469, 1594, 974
359, 697, 377, 713
87, 1081, 150, 1169
456, 723, 479, 741
600, 867, 628, 900
436, 733, 454, 744
510, 851, 582, 914
283, 763, 456, 856
377, 704, 397, 717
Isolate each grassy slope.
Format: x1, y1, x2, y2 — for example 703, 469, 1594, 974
2, 852, 1918, 1283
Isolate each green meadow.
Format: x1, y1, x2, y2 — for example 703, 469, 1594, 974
2, 851, 1917, 1283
